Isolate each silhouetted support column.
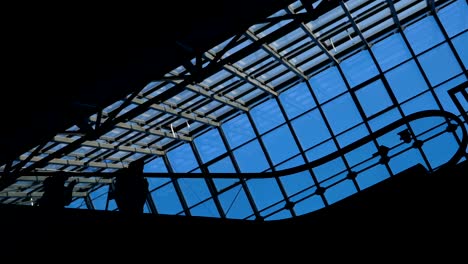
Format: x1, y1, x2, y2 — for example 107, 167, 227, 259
37, 176, 77, 210
111, 159, 149, 216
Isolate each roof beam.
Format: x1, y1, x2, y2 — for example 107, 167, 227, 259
171, 80, 250, 112
204, 51, 278, 97
131, 97, 220, 127
339, 1, 371, 49
18, 175, 112, 184
287, 6, 339, 65
385, 0, 402, 30
19, 155, 126, 169
53, 136, 165, 156
0, 191, 87, 198
246, 30, 309, 80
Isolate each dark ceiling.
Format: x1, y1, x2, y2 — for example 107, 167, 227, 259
0, 0, 295, 165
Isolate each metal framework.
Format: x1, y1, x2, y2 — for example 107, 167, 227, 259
1, 0, 467, 221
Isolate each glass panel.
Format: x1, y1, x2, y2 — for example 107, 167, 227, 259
218, 185, 253, 219
151, 182, 183, 215
294, 194, 324, 216
167, 143, 199, 172
438, 0, 468, 37
305, 140, 337, 162
194, 128, 226, 163
266, 209, 291, 220
422, 131, 461, 169
419, 43, 462, 86
247, 178, 284, 210
66, 198, 87, 209
190, 199, 220, 218
356, 165, 390, 190
324, 179, 357, 204
278, 156, 315, 197
385, 60, 428, 103
434, 75, 468, 113
313, 157, 346, 183
309, 66, 347, 104
144, 158, 170, 191
179, 178, 211, 207
250, 99, 285, 134
322, 93, 363, 135
404, 15, 444, 54
452, 32, 468, 70
222, 113, 255, 149
389, 148, 427, 175
233, 140, 269, 172
280, 82, 315, 119
208, 157, 239, 191
401, 92, 439, 115
369, 108, 402, 132
345, 142, 378, 168
372, 33, 412, 72
340, 50, 379, 87
356, 80, 393, 117
336, 124, 368, 147
292, 109, 331, 150
262, 124, 300, 165
90, 185, 109, 210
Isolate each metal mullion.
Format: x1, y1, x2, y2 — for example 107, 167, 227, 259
189, 141, 226, 219
246, 30, 308, 80
162, 155, 191, 216
217, 125, 261, 220
245, 111, 295, 218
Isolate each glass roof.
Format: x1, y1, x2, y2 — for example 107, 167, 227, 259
1, 0, 467, 221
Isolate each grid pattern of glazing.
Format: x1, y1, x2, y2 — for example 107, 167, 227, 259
0, 0, 466, 220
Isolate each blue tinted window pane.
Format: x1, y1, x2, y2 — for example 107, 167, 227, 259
144, 158, 170, 191
222, 113, 255, 149
209, 157, 239, 191
340, 50, 379, 87
313, 157, 346, 182
323, 93, 363, 134
345, 142, 378, 167
368, 108, 402, 132
90, 185, 109, 210
67, 198, 87, 209
266, 209, 291, 220
356, 165, 390, 190
356, 80, 393, 117
179, 178, 211, 206
422, 132, 460, 169
389, 148, 427, 175
278, 156, 315, 197
305, 140, 337, 162
336, 124, 368, 147
280, 82, 315, 119
419, 43, 462, 86
250, 99, 285, 134
309, 66, 347, 103
262, 124, 300, 165
435, 75, 468, 113
401, 92, 439, 115
386, 60, 428, 103
405, 16, 444, 54
247, 178, 284, 210
294, 195, 324, 216
233, 140, 269, 172
438, 0, 468, 37
219, 186, 253, 219
190, 199, 219, 217
292, 109, 331, 150
151, 182, 183, 215
194, 128, 226, 163
167, 143, 198, 172
452, 32, 468, 70
372, 33, 411, 71
324, 179, 357, 204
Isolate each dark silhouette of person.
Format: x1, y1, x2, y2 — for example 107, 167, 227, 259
37, 176, 78, 209
111, 159, 149, 215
